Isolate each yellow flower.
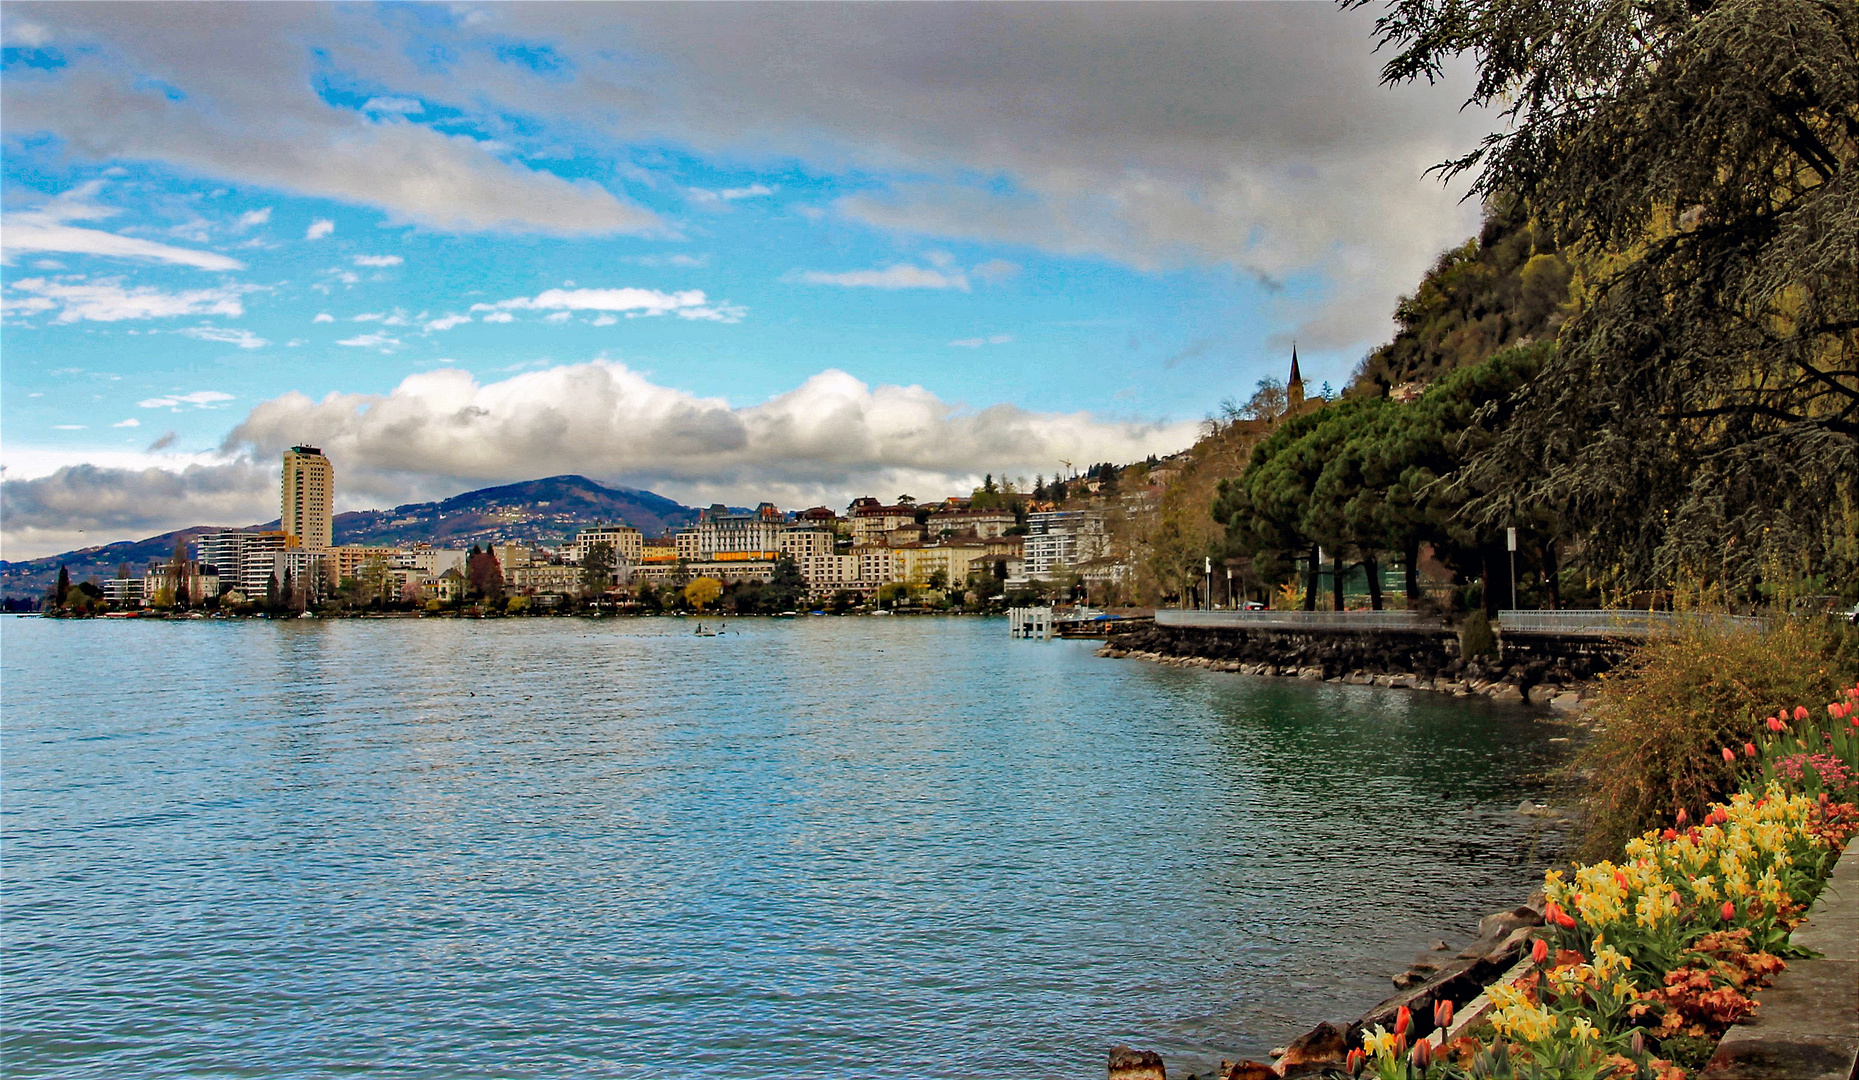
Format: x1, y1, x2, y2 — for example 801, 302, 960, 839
1570, 1017, 1597, 1042
1362, 1027, 1398, 1059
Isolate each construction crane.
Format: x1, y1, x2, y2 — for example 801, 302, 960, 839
1058, 458, 1073, 479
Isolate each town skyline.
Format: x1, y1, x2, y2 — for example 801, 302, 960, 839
1, 3, 1488, 561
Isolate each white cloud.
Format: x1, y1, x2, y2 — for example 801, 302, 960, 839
950, 334, 1013, 348
53, 424, 87, 431
544, 311, 572, 323
313, 312, 335, 323
137, 390, 235, 409
480, 286, 745, 323
222, 360, 1197, 505
32, 259, 68, 270
972, 258, 1020, 285
236, 207, 272, 228
335, 332, 401, 350
1, 186, 245, 271
113, 418, 141, 427
792, 264, 969, 290
6, 20, 52, 47
481, 311, 515, 323
352, 254, 403, 267
305, 218, 335, 240
590, 313, 618, 327
424, 313, 471, 332
625, 253, 710, 268
177, 325, 269, 349
719, 184, 774, 200
3, 277, 251, 323
362, 96, 424, 115
0, 361, 1200, 557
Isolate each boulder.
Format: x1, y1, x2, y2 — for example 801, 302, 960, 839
1219, 1061, 1280, 1080
1486, 683, 1526, 703
1526, 683, 1561, 705
1278, 1021, 1349, 1078
1108, 1045, 1166, 1080
1549, 692, 1584, 713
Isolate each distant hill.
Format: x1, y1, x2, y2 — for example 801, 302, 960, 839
0, 475, 698, 603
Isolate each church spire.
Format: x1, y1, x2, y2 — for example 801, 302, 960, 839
1287, 341, 1305, 407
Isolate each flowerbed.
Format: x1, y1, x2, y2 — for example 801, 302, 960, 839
1336, 682, 1859, 1080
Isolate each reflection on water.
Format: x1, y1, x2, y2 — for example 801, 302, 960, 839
1, 616, 1570, 1078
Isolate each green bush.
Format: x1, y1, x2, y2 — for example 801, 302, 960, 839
1459, 610, 1498, 660
1574, 619, 1858, 859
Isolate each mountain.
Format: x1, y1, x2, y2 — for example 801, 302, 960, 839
0, 475, 699, 603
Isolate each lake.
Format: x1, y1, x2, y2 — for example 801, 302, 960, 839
0, 615, 1571, 1078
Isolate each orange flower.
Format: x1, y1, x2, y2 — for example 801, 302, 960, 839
1793, 705, 1809, 721
1395, 1005, 1411, 1036
1744, 742, 1757, 758
1722, 901, 1736, 921
1532, 938, 1549, 964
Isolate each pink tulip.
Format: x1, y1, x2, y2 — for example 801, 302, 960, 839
1723, 747, 1737, 763
1745, 742, 1758, 758
1722, 901, 1736, 921
1794, 705, 1809, 721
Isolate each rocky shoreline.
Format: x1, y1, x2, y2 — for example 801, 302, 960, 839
1096, 625, 1587, 1079
1095, 642, 1594, 713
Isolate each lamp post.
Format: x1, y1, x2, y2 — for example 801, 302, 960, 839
1204, 556, 1212, 610
1506, 527, 1518, 611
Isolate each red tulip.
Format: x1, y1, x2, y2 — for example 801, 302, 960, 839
1831, 704, 1842, 719
1768, 716, 1785, 732
1395, 1005, 1411, 1036
1410, 1038, 1433, 1069
1556, 908, 1577, 930
1532, 937, 1549, 964
1346, 1048, 1365, 1076
1722, 901, 1736, 921
1434, 998, 1454, 1029
1662, 828, 1678, 841
1745, 742, 1758, 758
1794, 705, 1809, 721
1723, 747, 1737, 763
1675, 808, 1688, 826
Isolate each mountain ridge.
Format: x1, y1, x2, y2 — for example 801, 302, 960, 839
1, 474, 699, 602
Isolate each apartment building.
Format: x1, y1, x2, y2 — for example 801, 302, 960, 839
281, 445, 334, 551
1024, 510, 1108, 578
565, 524, 643, 565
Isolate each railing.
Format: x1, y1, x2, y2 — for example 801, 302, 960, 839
1155, 609, 1441, 632
1495, 609, 1768, 637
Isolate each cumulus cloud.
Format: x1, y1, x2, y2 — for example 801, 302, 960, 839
305, 218, 335, 240
1, 185, 245, 271
0, 459, 277, 559
2, 361, 1198, 557
112, 418, 141, 428
176, 325, 268, 349
138, 390, 235, 409
313, 312, 335, 323
352, 254, 403, 267
791, 264, 969, 291
222, 360, 1197, 505
235, 207, 272, 228
481, 311, 515, 323
478, 286, 746, 323
424, 313, 471, 332
4, 277, 251, 322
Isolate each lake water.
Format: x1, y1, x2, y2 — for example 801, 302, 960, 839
1, 615, 1572, 1078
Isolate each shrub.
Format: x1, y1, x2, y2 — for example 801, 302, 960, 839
1573, 620, 1858, 858
1460, 610, 1498, 660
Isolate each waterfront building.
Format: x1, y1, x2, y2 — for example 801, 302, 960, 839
281, 445, 334, 551
925, 508, 1016, 539
330, 545, 397, 584
505, 562, 583, 597
794, 506, 840, 532
640, 537, 678, 564
566, 524, 643, 566
271, 549, 331, 604
195, 529, 294, 599
492, 544, 536, 572
848, 500, 921, 545
854, 544, 896, 585
1024, 510, 1108, 578
694, 504, 783, 559
388, 546, 467, 578
101, 576, 145, 608
631, 558, 779, 587
673, 528, 702, 562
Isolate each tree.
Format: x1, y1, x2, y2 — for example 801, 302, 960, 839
764, 554, 806, 611
467, 548, 505, 601
684, 576, 723, 611
1357, 0, 1859, 594
579, 541, 614, 597
53, 564, 70, 609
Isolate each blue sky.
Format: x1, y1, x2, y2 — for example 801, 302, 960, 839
1, 3, 1486, 558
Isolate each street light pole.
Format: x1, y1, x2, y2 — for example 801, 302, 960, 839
1506, 526, 1518, 611
1204, 556, 1212, 610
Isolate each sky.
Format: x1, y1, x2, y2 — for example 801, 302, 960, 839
0, 2, 1490, 559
